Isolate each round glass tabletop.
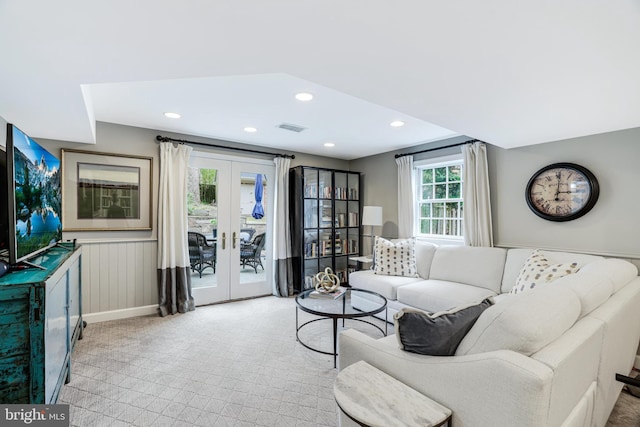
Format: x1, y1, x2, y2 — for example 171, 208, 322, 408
295, 287, 387, 318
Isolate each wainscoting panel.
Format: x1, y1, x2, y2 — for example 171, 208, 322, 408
78, 240, 158, 315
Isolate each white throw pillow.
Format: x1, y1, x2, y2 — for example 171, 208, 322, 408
510, 249, 579, 294
455, 285, 581, 356
373, 236, 418, 277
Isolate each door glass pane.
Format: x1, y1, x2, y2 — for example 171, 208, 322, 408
187, 167, 218, 288
239, 172, 267, 285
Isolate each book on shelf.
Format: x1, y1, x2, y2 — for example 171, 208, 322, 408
304, 242, 318, 258
320, 218, 332, 228
341, 239, 358, 254
309, 286, 347, 299
348, 212, 358, 227
304, 184, 318, 198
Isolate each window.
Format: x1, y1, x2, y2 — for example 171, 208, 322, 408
415, 157, 464, 239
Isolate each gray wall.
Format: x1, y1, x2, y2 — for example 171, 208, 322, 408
4, 118, 639, 314
489, 128, 640, 258
0, 115, 6, 147
39, 122, 349, 240
351, 128, 640, 261
34, 121, 348, 316
350, 135, 471, 241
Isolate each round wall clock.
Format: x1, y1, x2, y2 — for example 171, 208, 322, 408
525, 162, 599, 222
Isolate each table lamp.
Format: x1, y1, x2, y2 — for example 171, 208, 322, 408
362, 206, 383, 256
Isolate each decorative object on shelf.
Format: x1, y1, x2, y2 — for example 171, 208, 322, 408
525, 163, 599, 222
314, 267, 340, 292
362, 206, 383, 255
61, 149, 153, 231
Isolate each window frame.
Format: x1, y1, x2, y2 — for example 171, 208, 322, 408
414, 154, 464, 242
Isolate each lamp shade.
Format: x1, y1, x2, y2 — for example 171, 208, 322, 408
362, 206, 383, 227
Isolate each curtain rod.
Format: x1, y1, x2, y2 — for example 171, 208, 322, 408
156, 135, 295, 159
394, 139, 480, 159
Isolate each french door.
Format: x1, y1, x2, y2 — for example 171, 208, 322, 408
188, 151, 274, 305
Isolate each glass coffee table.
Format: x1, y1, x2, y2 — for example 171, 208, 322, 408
295, 288, 387, 368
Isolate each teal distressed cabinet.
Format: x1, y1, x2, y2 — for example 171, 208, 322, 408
0, 243, 82, 403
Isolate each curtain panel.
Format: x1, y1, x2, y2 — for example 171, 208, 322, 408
273, 157, 293, 297
462, 142, 493, 247
396, 156, 415, 238
157, 142, 195, 316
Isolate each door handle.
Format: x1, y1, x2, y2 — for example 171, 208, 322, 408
233, 231, 238, 249
222, 232, 226, 250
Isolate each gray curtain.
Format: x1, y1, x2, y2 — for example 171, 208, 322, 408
273, 156, 293, 297
462, 141, 493, 247
157, 142, 195, 316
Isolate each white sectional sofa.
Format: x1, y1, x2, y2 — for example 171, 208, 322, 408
342, 242, 640, 427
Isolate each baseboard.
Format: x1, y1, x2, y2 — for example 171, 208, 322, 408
83, 305, 157, 324
635, 355, 640, 370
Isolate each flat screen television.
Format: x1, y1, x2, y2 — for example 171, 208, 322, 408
0, 145, 8, 259
4, 123, 62, 264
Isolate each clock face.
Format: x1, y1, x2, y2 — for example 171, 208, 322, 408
526, 163, 599, 222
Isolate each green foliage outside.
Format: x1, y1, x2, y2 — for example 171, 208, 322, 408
419, 163, 464, 236
187, 192, 195, 215
199, 169, 217, 204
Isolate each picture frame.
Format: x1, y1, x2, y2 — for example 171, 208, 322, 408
61, 149, 153, 231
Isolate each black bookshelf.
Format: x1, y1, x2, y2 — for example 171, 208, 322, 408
289, 166, 361, 293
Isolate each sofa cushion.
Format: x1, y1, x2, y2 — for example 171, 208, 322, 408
455, 285, 581, 356
510, 249, 580, 294
428, 246, 507, 293
349, 270, 422, 301
415, 241, 438, 279
501, 249, 604, 293
552, 273, 612, 318
394, 299, 493, 356
578, 258, 638, 293
373, 237, 418, 277
396, 280, 498, 313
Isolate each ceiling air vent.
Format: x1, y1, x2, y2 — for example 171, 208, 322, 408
278, 123, 306, 133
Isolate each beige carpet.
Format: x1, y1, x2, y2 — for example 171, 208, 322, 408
606, 373, 640, 427
59, 295, 640, 426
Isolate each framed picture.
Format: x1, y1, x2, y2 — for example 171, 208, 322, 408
61, 149, 153, 231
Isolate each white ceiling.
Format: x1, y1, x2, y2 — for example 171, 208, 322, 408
1, 1, 639, 160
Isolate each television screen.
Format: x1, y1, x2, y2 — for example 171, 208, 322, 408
0, 146, 8, 259
6, 123, 62, 264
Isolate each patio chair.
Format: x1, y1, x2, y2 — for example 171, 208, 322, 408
240, 232, 265, 273
188, 231, 216, 278
239, 228, 256, 242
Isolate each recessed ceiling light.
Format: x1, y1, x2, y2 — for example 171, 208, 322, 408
244, 126, 257, 133
295, 92, 314, 101
324, 142, 335, 147
390, 120, 405, 127
164, 112, 181, 119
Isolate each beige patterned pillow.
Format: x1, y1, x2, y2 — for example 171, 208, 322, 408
510, 249, 579, 294
373, 237, 418, 277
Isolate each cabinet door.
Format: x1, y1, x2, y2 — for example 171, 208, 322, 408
0, 286, 33, 403
45, 272, 68, 403
67, 256, 82, 343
